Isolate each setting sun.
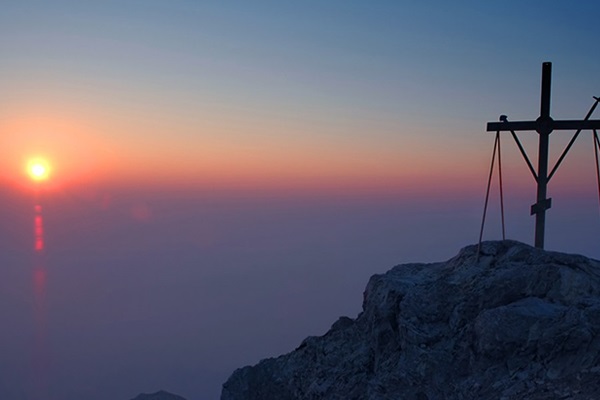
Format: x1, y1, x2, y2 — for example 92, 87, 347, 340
27, 159, 51, 181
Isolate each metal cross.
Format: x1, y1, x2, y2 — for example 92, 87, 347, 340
486, 62, 600, 249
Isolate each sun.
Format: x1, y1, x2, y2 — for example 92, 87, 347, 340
27, 159, 51, 181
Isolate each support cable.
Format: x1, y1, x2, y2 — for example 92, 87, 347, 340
594, 130, 600, 217
478, 132, 500, 259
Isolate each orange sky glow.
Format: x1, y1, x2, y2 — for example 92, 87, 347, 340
0, 101, 493, 196
1, 103, 596, 202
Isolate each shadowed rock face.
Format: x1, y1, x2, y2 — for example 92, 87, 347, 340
130, 390, 187, 400
221, 240, 600, 400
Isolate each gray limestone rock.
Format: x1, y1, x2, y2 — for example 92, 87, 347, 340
221, 240, 600, 400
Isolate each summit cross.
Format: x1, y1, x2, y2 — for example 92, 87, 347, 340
486, 62, 600, 249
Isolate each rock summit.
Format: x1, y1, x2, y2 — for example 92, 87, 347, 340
222, 240, 600, 399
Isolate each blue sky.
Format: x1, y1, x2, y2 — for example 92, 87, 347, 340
1, 2, 600, 399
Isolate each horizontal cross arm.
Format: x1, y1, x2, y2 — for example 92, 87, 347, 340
551, 120, 600, 130
487, 119, 600, 132
487, 121, 536, 131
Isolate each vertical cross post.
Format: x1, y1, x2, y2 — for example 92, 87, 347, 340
533, 62, 553, 248
486, 62, 600, 250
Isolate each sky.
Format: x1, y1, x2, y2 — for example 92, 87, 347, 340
1, 1, 600, 399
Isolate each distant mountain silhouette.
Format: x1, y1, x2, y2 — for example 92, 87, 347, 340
130, 390, 186, 400
222, 241, 600, 400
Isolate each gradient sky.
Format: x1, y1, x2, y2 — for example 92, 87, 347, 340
2, 1, 598, 189
1, 1, 600, 399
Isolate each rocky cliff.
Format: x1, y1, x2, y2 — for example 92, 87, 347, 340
221, 240, 600, 400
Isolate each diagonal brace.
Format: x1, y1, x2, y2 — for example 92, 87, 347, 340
548, 97, 600, 182
499, 115, 538, 181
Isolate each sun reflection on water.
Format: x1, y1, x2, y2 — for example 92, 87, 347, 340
32, 202, 49, 398
33, 204, 44, 252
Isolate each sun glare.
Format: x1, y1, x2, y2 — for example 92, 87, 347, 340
27, 159, 51, 181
